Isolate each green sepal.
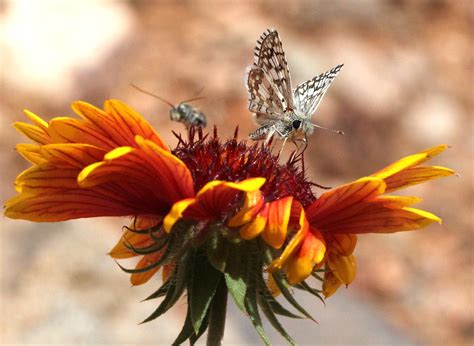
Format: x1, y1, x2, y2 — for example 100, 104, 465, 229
224, 242, 246, 311
189, 310, 209, 345
142, 279, 170, 301
172, 304, 195, 345
141, 251, 190, 324
271, 271, 317, 323
257, 283, 296, 345
206, 231, 230, 272
244, 248, 271, 345
188, 252, 222, 334
260, 277, 302, 319
296, 281, 325, 306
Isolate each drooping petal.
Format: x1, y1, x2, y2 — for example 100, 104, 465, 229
130, 252, 163, 286
322, 270, 343, 298
326, 234, 357, 256
228, 190, 264, 227
384, 166, 455, 193
267, 206, 309, 272
261, 196, 293, 249
306, 177, 386, 225
327, 253, 356, 285
163, 198, 195, 233
182, 178, 266, 220
285, 229, 326, 285
239, 202, 269, 240
109, 216, 162, 259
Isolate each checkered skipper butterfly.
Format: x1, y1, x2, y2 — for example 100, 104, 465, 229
247, 29, 344, 149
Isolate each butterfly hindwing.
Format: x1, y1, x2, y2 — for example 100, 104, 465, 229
293, 64, 343, 118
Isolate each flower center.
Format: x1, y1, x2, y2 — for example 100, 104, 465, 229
172, 127, 317, 206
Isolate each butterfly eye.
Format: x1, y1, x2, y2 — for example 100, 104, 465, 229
292, 120, 301, 129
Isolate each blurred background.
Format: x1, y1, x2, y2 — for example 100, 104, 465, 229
1, 0, 471, 344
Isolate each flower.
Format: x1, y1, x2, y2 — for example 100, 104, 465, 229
268, 145, 454, 297
4, 99, 454, 345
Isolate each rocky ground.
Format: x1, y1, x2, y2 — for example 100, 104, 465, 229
1, 1, 471, 344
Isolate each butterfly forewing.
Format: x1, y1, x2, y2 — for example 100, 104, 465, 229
293, 64, 343, 118
247, 67, 286, 125
253, 29, 294, 111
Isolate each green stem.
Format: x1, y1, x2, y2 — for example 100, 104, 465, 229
206, 278, 228, 346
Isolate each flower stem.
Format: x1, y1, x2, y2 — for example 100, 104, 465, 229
206, 277, 228, 346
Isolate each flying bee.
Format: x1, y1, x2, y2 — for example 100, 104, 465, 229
131, 84, 207, 128
247, 29, 344, 151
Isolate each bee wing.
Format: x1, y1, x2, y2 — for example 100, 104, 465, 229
253, 29, 294, 111
293, 64, 343, 119
247, 67, 286, 126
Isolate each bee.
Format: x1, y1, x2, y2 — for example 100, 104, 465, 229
247, 29, 344, 151
131, 84, 206, 128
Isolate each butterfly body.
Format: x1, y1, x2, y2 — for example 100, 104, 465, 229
247, 29, 344, 145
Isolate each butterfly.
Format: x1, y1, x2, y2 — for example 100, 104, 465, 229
247, 29, 344, 150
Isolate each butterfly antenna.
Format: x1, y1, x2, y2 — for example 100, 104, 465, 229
311, 123, 344, 135
130, 83, 175, 108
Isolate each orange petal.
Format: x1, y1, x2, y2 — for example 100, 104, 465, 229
104, 99, 169, 151
49, 117, 118, 149
266, 273, 281, 297
109, 230, 152, 259
306, 177, 386, 225
228, 190, 264, 227
78, 137, 194, 206
14, 122, 50, 144
320, 201, 441, 234
285, 229, 326, 285
16, 144, 46, 164
130, 253, 163, 286
183, 178, 265, 220
162, 264, 174, 282
384, 166, 455, 193
323, 270, 343, 298
267, 207, 309, 272
163, 198, 195, 233
23, 109, 49, 129
39, 143, 106, 169
371, 144, 448, 180
261, 196, 293, 249
326, 234, 357, 256
239, 202, 269, 240
327, 253, 356, 285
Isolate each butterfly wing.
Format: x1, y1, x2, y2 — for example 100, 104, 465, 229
253, 29, 294, 111
247, 67, 286, 126
293, 64, 343, 118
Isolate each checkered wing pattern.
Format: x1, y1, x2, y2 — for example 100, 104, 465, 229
293, 64, 343, 118
253, 29, 294, 111
247, 67, 286, 125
